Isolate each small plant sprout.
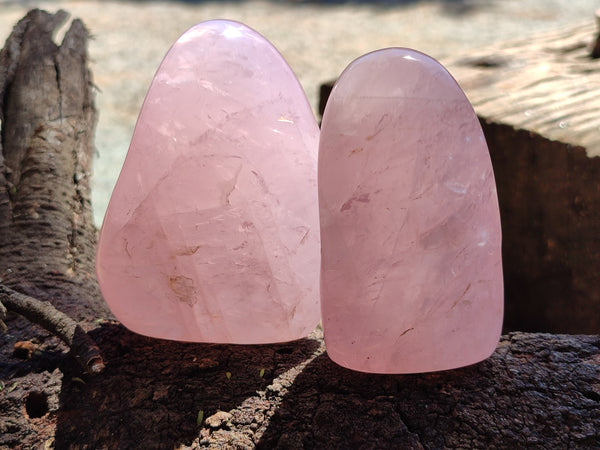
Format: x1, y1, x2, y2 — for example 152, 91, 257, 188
259, 368, 265, 378
197, 410, 204, 426
226, 372, 232, 380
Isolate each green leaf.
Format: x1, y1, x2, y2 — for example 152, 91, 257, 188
197, 410, 204, 426
259, 368, 265, 378
7, 382, 17, 393
226, 371, 232, 380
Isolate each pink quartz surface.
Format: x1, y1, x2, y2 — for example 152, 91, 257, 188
319, 48, 503, 373
96, 20, 321, 344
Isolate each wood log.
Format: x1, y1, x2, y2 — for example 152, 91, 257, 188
52, 325, 600, 449
320, 20, 600, 334
447, 22, 600, 335
0, 9, 109, 447
1, 10, 599, 450
0, 9, 108, 320
446, 22, 600, 153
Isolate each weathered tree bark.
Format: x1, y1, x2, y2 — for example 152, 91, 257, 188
0, 9, 107, 319
0, 9, 110, 448
52, 325, 600, 449
1, 9, 599, 450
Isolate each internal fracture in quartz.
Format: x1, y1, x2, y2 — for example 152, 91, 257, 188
96, 20, 321, 344
319, 48, 503, 373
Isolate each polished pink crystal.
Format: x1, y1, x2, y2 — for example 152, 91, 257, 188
319, 48, 503, 373
96, 20, 321, 344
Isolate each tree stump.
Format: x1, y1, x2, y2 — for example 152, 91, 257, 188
1, 9, 599, 450
0, 9, 110, 448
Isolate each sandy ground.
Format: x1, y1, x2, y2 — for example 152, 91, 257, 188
0, 0, 598, 225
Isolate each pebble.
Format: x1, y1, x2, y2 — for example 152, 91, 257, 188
204, 410, 232, 429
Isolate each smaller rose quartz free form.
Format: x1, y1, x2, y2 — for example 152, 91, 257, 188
319, 48, 503, 373
96, 20, 320, 344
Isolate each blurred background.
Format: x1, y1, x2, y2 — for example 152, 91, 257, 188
0, 0, 598, 225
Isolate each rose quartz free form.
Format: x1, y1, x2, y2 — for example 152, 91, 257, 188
96, 20, 320, 344
319, 48, 503, 373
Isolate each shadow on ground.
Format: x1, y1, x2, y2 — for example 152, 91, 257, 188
256, 333, 600, 448
54, 322, 320, 448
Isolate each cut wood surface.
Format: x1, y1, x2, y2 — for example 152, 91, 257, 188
321, 21, 600, 156
320, 21, 600, 158
445, 21, 600, 157
1, 9, 599, 450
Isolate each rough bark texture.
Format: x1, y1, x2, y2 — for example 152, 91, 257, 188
1, 9, 600, 450
0, 9, 110, 448
0, 9, 107, 319
52, 325, 600, 449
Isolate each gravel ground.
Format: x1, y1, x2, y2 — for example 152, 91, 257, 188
1, 0, 598, 225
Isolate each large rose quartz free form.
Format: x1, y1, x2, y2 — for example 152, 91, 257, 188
96, 20, 320, 344
319, 48, 503, 373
